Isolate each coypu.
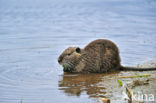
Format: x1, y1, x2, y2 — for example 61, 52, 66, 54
58, 39, 156, 73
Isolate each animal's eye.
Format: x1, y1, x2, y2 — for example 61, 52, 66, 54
67, 53, 71, 56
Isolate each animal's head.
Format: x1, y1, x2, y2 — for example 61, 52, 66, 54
58, 47, 82, 72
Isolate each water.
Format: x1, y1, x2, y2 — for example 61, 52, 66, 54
0, 0, 156, 103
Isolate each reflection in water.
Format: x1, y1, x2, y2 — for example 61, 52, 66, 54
58, 72, 120, 98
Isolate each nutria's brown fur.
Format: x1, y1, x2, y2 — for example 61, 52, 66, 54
58, 39, 156, 73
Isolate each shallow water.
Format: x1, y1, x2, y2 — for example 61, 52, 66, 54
0, 0, 156, 103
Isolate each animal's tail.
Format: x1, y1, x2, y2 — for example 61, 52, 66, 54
120, 66, 156, 71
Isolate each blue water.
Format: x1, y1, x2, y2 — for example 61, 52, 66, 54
0, 0, 156, 103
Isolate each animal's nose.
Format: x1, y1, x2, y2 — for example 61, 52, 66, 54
58, 58, 61, 63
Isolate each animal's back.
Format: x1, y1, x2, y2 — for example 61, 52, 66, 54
83, 39, 121, 72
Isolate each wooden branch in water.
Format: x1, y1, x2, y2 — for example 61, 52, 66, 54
126, 86, 143, 103
118, 74, 151, 78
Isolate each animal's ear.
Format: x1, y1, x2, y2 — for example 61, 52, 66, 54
76, 47, 81, 53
